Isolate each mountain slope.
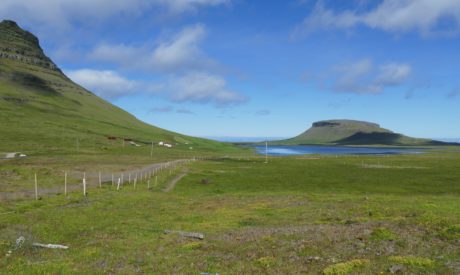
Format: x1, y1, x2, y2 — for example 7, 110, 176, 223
0, 20, 232, 154
274, 119, 445, 146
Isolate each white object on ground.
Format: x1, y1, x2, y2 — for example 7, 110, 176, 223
32, 243, 69, 249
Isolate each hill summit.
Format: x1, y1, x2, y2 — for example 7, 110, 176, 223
0, 20, 59, 71
275, 119, 445, 146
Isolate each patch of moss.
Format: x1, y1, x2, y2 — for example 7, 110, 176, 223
255, 256, 275, 268
181, 241, 202, 250
323, 259, 370, 275
371, 227, 397, 241
437, 224, 460, 240
388, 256, 434, 268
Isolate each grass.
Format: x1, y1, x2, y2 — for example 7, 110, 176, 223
1, 150, 459, 273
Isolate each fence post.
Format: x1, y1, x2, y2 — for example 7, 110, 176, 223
83, 172, 87, 197
117, 178, 121, 190
99, 171, 102, 188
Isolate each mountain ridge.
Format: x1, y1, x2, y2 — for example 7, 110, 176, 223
272, 119, 452, 146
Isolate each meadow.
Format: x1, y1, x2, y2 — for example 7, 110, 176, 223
1, 149, 459, 274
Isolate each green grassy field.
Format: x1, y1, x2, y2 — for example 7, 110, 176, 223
1, 150, 459, 274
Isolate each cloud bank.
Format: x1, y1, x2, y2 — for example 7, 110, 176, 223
0, 0, 231, 30
89, 24, 214, 73
294, 0, 460, 38
311, 59, 412, 94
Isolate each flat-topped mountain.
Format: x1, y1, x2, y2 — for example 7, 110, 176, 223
274, 119, 448, 146
0, 20, 228, 153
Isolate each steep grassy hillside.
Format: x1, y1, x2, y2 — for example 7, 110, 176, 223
275, 119, 445, 146
0, 20, 236, 156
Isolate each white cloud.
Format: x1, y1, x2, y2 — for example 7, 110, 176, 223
167, 72, 247, 106
89, 24, 214, 73
328, 59, 412, 94
66, 69, 159, 99
0, 0, 147, 31
86, 25, 246, 107
0, 0, 230, 30
151, 24, 211, 72
89, 44, 143, 67
66, 69, 245, 106
294, 0, 460, 37
375, 63, 412, 86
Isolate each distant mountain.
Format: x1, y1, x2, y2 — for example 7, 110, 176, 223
0, 20, 229, 153
273, 119, 451, 146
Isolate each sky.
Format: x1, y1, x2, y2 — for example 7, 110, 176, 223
1, 0, 459, 139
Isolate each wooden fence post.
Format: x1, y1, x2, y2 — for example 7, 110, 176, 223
99, 171, 102, 188
83, 172, 86, 197
117, 178, 121, 190
112, 173, 114, 186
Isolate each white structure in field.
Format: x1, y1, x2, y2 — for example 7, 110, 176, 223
158, 141, 172, 148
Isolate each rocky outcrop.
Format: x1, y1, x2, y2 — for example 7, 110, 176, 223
0, 20, 59, 71
312, 120, 380, 128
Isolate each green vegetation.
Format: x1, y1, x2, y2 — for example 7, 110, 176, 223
323, 259, 369, 275
273, 119, 449, 146
1, 152, 459, 273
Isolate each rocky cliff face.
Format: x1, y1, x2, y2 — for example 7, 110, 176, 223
312, 120, 380, 129
0, 20, 59, 71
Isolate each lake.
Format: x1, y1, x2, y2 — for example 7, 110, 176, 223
253, 145, 424, 156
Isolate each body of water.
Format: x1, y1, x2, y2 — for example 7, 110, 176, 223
253, 145, 424, 156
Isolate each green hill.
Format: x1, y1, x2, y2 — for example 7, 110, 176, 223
274, 119, 446, 146
0, 20, 233, 156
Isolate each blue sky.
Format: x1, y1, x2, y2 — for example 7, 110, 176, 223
1, 0, 459, 139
